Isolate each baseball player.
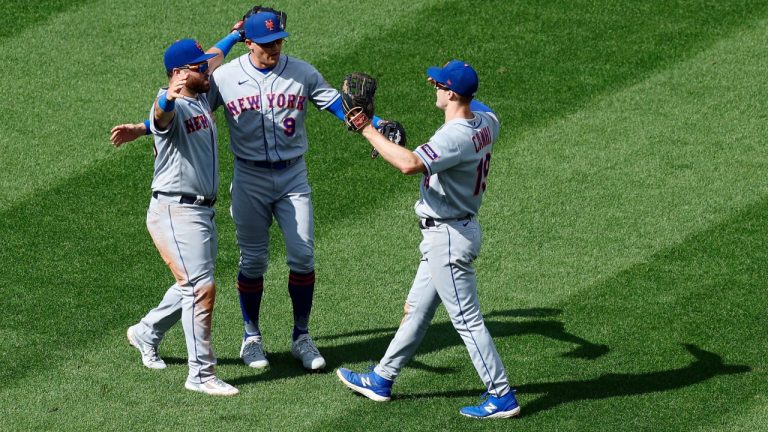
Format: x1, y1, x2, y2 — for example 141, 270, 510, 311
112, 8, 398, 372
118, 32, 241, 396
336, 61, 520, 418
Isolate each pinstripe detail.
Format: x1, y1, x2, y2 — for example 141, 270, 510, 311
446, 226, 500, 395
167, 205, 202, 383
269, 57, 290, 161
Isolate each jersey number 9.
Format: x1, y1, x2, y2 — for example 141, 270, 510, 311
283, 117, 296, 137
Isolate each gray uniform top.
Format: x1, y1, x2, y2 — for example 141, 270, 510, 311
413, 111, 500, 219
149, 90, 218, 197
208, 53, 340, 162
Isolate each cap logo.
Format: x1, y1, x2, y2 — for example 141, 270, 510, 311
265, 19, 275, 31
195, 41, 203, 51
446, 79, 452, 85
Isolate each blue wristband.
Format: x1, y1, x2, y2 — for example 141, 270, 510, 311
143, 119, 151, 135
214, 31, 240, 57
158, 95, 175, 112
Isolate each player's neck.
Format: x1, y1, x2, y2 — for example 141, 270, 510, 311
443, 103, 473, 123
249, 53, 278, 71
180, 87, 198, 99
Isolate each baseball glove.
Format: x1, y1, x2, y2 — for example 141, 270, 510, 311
236, 5, 288, 41
341, 72, 377, 132
371, 121, 407, 159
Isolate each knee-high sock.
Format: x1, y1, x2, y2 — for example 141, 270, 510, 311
237, 272, 264, 337
288, 270, 315, 340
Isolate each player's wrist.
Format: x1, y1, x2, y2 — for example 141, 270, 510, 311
143, 119, 151, 135
158, 95, 176, 112
360, 123, 377, 137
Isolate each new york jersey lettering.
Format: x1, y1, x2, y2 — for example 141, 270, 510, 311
224, 92, 306, 116
183, 114, 211, 134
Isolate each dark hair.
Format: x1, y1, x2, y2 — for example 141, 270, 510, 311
455, 93, 473, 104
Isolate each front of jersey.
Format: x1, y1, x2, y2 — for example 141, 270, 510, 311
149, 90, 218, 197
412, 111, 500, 220
208, 53, 340, 162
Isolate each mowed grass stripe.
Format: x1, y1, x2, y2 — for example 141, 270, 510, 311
480, 15, 768, 305
534, 197, 768, 430
0, 0, 97, 40
1, 1, 768, 430
0, 0, 438, 212
303, 0, 768, 228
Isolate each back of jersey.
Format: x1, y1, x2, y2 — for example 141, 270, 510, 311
413, 111, 500, 220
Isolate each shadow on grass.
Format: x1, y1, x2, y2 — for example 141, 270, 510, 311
209, 307, 609, 386
398, 344, 749, 418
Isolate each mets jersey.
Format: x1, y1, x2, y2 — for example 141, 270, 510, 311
208, 53, 340, 162
413, 111, 500, 220
149, 90, 218, 197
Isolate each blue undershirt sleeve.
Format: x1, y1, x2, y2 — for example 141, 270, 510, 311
470, 99, 495, 115
214, 31, 240, 57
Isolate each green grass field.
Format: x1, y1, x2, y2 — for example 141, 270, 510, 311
2, 0, 768, 430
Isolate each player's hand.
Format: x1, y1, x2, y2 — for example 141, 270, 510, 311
166, 69, 189, 101
110, 123, 146, 148
232, 19, 245, 42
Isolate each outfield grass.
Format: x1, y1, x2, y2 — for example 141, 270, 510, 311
2, 1, 768, 430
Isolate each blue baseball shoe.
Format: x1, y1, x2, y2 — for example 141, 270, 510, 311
460, 390, 521, 419
336, 367, 393, 402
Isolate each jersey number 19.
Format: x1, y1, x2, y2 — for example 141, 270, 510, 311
474, 153, 491, 196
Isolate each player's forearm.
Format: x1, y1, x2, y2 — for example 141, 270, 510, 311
206, 30, 241, 73
361, 125, 424, 175
153, 94, 176, 131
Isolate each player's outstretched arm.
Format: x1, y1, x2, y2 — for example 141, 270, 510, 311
110, 122, 148, 148
110, 24, 240, 147
153, 70, 187, 131
360, 124, 425, 175
205, 24, 242, 74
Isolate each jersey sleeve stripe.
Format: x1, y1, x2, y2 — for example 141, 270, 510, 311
414, 150, 433, 177
319, 93, 341, 110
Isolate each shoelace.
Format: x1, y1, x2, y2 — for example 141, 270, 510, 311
208, 377, 228, 388
244, 339, 266, 356
296, 336, 320, 355
142, 346, 162, 363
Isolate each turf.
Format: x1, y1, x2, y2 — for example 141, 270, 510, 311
1, 0, 767, 430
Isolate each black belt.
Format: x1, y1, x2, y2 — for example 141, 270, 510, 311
236, 156, 302, 170
419, 214, 473, 229
152, 191, 217, 207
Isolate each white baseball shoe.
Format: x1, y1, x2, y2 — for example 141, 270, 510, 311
240, 335, 269, 369
185, 377, 239, 396
291, 334, 326, 371
127, 325, 166, 369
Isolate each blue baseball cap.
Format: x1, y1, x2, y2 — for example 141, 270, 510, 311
163, 39, 217, 73
426, 60, 479, 97
245, 11, 290, 43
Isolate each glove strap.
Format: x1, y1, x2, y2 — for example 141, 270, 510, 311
346, 108, 371, 132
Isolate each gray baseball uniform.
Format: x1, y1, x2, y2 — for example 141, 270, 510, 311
131, 89, 220, 384
208, 53, 339, 338
374, 110, 510, 397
